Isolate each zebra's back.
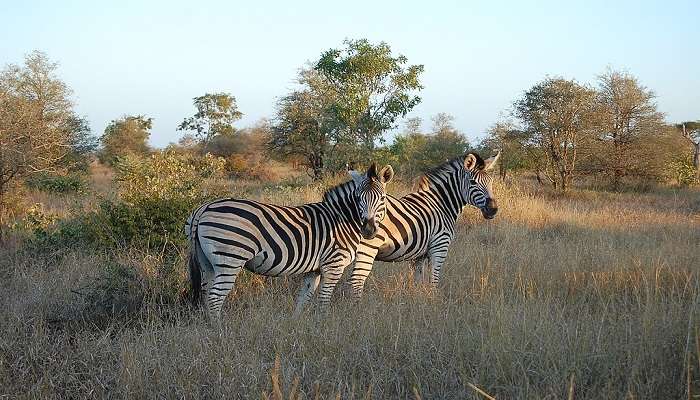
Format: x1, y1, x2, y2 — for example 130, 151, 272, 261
191, 198, 332, 277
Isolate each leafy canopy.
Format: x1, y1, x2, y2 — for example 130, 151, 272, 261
178, 93, 243, 146
315, 39, 423, 151
99, 115, 152, 166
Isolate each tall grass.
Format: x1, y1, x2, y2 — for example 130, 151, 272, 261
1, 178, 698, 399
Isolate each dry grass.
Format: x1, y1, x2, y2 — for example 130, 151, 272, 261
1, 176, 699, 399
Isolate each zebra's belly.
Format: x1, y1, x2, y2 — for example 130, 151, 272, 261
244, 247, 322, 277
375, 241, 427, 263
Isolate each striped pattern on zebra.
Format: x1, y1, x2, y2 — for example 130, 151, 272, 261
344, 151, 500, 298
185, 163, 394, 319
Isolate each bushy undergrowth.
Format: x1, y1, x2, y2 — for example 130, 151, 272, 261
25, 172, 88, 194
2, 167, 699, 399
105, 151, 226, 248
13, 152, 229, 318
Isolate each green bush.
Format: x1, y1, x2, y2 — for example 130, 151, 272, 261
99, 151, 226, 249
93, 197, 193, 248
22, 151, 227, 251
19, 203, 97, 251
25, 172, 87, 194
21, 203, 60, 238
669, 155, 698, 187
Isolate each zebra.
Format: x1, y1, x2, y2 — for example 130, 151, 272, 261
321, 151, 500, 301
185, 163, 395, 320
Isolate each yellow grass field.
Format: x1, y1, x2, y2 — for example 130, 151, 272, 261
1, 175, 699, 399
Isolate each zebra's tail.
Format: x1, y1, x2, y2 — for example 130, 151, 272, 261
186, 209, 203, 307
188, 244, 202, 307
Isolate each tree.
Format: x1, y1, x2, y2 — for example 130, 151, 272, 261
514, 78, 595, 191
384, 114, 469, 177
4, 51, 73, 124
271, 69, 338, 179
0, 51, 76, 225
591, 70, 666, 188
425, 113, 470, 163
678, 121, 700, 181
315, 39, 423, 160
99, 115, 152, 165
387, 118, 430, 176
481, 121, 536, 180
62, 115, 98, 172
178, 93, 242, 149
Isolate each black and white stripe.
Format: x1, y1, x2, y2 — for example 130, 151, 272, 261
344, 151, 500, 297
186, 163, 394, 319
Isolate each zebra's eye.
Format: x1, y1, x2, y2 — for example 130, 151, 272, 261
469, 179, 477, 185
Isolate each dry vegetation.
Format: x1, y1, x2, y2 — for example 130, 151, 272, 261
1, 173, 699, 399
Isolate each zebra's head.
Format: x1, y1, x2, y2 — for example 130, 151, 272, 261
462, 151, 500, 219
350, 163, 394, 239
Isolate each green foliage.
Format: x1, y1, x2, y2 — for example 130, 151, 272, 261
99, 115, 152, 166
178, 92, 243, 147
669, 155, 698, 186
272, 39, 423, 178
19, 202, 98, 250
25, 172, 87, 194
382, 115, 470, 177
271, 69, 338, 179
21, 203, 60, 239
514, 77, 596, 191
98, 151, 226, 248
24, 151, 227, 250
481, 121, 537, 177
115, 151, 224, 203
315, 39, 423, 157
61, 115, 98, 172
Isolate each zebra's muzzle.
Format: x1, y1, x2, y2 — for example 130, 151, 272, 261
360, 218, 378, 239
481, 199, 498, 219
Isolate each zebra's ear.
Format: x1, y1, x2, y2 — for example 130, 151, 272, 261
483, 150, 501, 171
464, 153, 478, 171
379, 165, 394, 184
366, 162, 379, 180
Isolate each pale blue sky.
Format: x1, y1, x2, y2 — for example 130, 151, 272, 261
2, 0, 698, 147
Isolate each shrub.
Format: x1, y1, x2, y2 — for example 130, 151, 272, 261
25, 172, 87, 194
225, 153, 277, 181
21, 203, 59, 238
73, 252, 188, 319
115, 151, 225, 203
669, 155, 698, 186
98, 151, 226, 249
73, 260, 143, 318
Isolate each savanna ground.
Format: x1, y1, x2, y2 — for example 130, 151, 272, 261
1, 164, 699, 399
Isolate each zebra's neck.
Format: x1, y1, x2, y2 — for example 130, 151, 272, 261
418, 158, 467, 220
321, 180, 361, 228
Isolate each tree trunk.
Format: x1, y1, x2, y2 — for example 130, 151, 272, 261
309, 153, 324, 181
560, 170, 568, 192
693, 142, 700, 180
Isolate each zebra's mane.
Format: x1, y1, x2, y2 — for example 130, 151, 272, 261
322, 179, 356, 203
417, 153, 485, 191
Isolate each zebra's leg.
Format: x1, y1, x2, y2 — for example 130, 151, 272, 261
207, 261, 244, 321
347, 245, 379, 300
196, 244, 215, 305
412, 256, 429, 284
294, 272, 321, 314
427, 238, 452, 286
318, 253, 351, 310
